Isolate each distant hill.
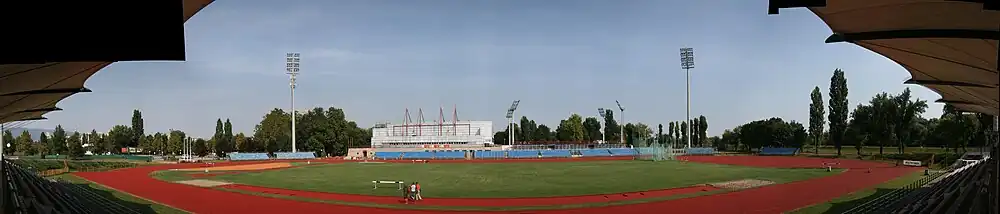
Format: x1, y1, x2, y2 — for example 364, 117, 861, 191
2, 128, 55, 142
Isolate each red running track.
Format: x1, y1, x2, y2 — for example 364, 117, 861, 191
217, 183, 720, 206
75, 156, 921, 214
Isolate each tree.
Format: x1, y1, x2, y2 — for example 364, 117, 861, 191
108, 125, 132, 153
680, 121, 689, 147
132, 109, 144, 147
519, 116, 537, 142
668, 122, 676, 146
657, 124, 664, 145
168, 130, 186, 155
893, 88, 927, 154
691, 118, 700, 146
193, 138, 209, 156
68, 132, 85, 158
214, 119, 226, 157
936, 113, 979, 153
234, 133, 248, 152
828, 69, 849, 156
809, 86, 825, 154
254, 108, 292, 153
582, 117, 602, 142
224, 119, 234, 151
2, 130, 14, 155
847, 104, 873, 156
698, 115, 708, 146
555, 114, 587, 141
38, 133, 49, 156
603, 111, 620, 143
673, 121, 680, 146
51, 125, 68, 155
535, 124, 554, 141
16, 131, 32, 156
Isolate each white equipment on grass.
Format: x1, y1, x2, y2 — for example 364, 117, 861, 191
372, 180, 405, 190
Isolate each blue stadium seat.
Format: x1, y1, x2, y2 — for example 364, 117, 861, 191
759, 148, 798, 156
608, 148, 637, 156
401, 152, 434, 159
274, 152, 316, 160
507, 150, 540, 158
539, 149, 572, 158
434, 151, 465, 159
685, 147, 716, 155
228, 153, 270, 161
375, 152, 403, 160
473, 151, 504, 159
578, 149, 612, 157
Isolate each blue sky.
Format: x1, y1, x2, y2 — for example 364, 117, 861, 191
28, 0, 945, 138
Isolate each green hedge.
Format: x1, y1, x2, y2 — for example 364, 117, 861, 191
27, 154, 152, 162
9, 159, 139, 173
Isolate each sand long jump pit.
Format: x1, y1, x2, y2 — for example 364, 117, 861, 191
173, 162, 293, 172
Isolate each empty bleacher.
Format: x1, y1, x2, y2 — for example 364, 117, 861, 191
859, 157, 996, 214
228, 153, 270, 161
274, 152, 316, 160
608, 148, 637, 156
473, 151, 505, 159
401, 152, 434, 159
434, 151, 465, 159
507, 150, 540, 158
539, 149, 572, 158
375, 152, 403, 160
759, 148, 798, 156
578, 149, 612, 157
2, 160, 139, 214
685, 147, 716, 156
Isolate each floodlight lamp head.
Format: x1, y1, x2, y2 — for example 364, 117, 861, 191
680, 48, 695, 69
616, 100, 624, 111
285, 52, 301, 75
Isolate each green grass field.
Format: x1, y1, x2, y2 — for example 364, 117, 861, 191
157, 160, 840, 198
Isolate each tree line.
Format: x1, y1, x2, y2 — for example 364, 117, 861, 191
714, 69, 997, 155
3, 107, 372, 158
492, 111, 711, 148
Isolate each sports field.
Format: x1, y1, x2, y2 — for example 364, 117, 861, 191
154, 160, 837, 198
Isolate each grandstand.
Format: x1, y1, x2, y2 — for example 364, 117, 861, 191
1, 160, 142, 214
227, 152, 317, 161
369, 107, 494, 152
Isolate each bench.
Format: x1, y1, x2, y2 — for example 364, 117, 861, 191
372, 180, 405, 190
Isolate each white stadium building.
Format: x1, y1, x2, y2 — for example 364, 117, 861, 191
369, 107, 494, 151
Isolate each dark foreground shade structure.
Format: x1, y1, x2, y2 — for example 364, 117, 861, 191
0, 0, 215, 123
769, 0, 999, 116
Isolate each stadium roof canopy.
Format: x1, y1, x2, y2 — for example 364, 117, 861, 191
0, 0, 214, 124
769, 0, 999, 116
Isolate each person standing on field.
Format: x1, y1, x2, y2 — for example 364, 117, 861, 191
415, 182, 423, 201
408, 182, 418, 202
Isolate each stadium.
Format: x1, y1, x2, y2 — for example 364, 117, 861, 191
2, 1, 998, 214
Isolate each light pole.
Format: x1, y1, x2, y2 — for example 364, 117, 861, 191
505, 100, 520, 146
616, 100, 625, 144
286, 53, 301, 153
598, 108, 607, 144
680, 48, 695, 148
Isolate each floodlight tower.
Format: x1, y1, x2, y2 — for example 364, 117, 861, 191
680, 48, 695, 149
505, 100, 520, 145
616, 100, 625, 144
598, 108, 607, 144
286, 53, 301, 153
